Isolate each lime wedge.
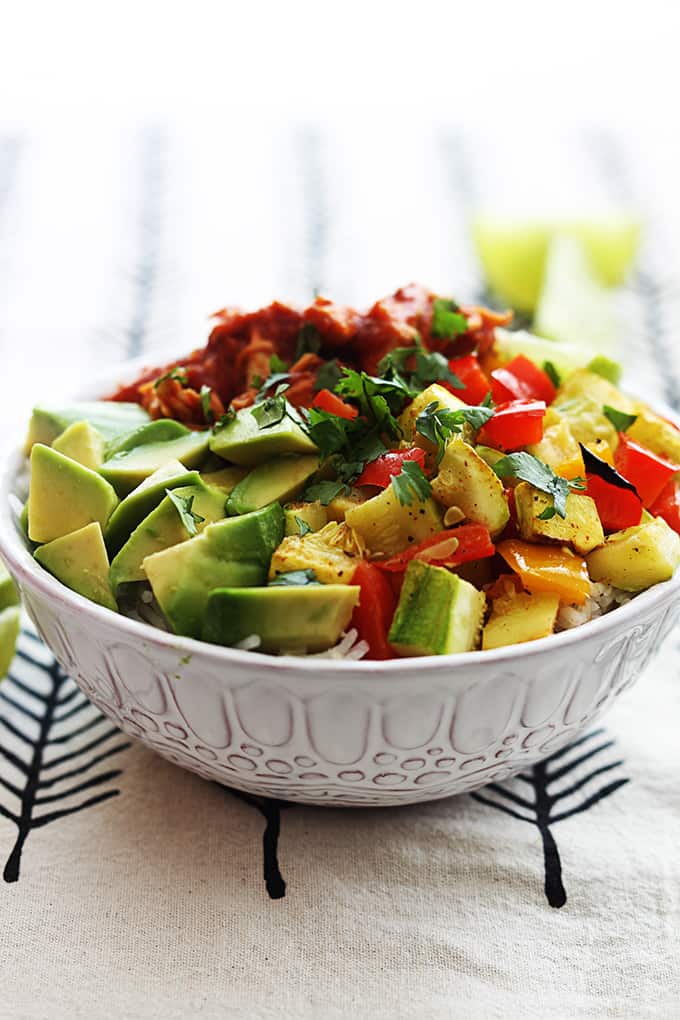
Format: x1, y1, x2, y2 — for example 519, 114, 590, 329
472, 215, 641, 312
0, 606, 20, 680
534, 236, 619, 355
494, 327, 587, 381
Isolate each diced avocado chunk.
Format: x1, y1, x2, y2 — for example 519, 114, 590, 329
28, 444, 119, 544
209, 402, 318, 466
482, 591, 560, 650
203, 584, 360, 653
552, 369, 635, 448
586, 517, 680, 592
109, 482, 226, 590
52, 421, 105, 470
626, 409, 680, 464
388, 560, 486, 656
35, 522, 117, 612
0, 606, 21, 679
0, 560, 20, 612
104, 418, 190, 459
284, 501, 328, 535
143, 504, 284, 637
200, 466, 248, 494
398, 383, 466, 455
226, 455, 319, 515
270, 522, 362, 584
99, 430, 211, 496
431, 436, 509, 538
24, 402, 149, 454
514, 482, 604, 555
345, 487, 442, 557
104, 462, 202, 556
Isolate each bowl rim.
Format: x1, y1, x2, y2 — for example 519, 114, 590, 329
2, 347, 679, 677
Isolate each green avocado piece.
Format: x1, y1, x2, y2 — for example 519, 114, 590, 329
388, 560, 486, 656
104, 418, 190, 459
203, 584, 360, 653
24, 402, 149, 454
99, 430, 211, 496
210, 402, 318, 466
52, 421, 105, 470
200, 466, 249, 494
0, 560, 20, 612
226, 455, 319, 515
143, 503, 284, 637
28, 444, 119, 544
104, 461, 202, 556
109, 482, 226, 590
35, 522, 117, 612
0, 606, 21, 679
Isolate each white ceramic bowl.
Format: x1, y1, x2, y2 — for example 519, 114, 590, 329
2, 363, 680, 807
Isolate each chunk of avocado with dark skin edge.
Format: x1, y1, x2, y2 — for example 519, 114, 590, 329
109, 482, 226, 590
104, 462, 202, 557
99, 431, 211, 496
24, 402, 149, 454
28, 444, 119, 544
226, 455, 319, 515
209, 402, 318, 466
388, 560, 486, 656
143, 503, 285, 637
203, 584, 360, 653
35, 522, 118, 612
104, 418, 190, 459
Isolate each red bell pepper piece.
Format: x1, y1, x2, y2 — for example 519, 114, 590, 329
311, 388, 358, 420
585, 473, 642, 531
649, 477, 680, 534
613, 433, 679, 508
478, 400, 546, 451
349, 561, 397, 660
356, 448, 426, 487
490, 355, 557, 405
446, 354, 491, 405
376, 523, 495, 573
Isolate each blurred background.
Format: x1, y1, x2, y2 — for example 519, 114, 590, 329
1, 0, 679, 424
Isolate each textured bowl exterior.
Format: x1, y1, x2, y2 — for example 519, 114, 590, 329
3, 360, 680, 806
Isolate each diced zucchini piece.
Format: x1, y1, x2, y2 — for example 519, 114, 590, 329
552, 369, 635, 448
431, 436, 509, 537
269, 522, 362, 584
398, 383, 466, 454
527, 419, 585, 480
626, 409, 680, 464
586, 517, 680, 592
388, 560, 485, 656
345, 487, 442, 557
514, 482, 604, 555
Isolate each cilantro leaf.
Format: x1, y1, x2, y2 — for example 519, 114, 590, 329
431, 298, 468, 340
542, 361, 561, 388
390, 461, 432, 506
303, 480, 348, 505
269, 569, 319, 586
294, 516, 312, 536
492, 452, 585, 519
200, 385, 214, 425
165, 488, 205, 536
378, 343, 464, 393
335, 367, 409, 424
603, 404, 637, 432
415, 400, 494, 462
214, 407, 236, 431
251, 393, 287, 429
255, 372, 291, 400
269, 354, 288, 374
154, 367, 188, 388
314, 358, 343, 393
295, 323, 321, 359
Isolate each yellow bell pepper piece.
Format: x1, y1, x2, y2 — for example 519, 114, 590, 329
497, 539, 591, 605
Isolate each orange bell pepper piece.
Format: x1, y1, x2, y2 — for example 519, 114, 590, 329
497, 539, 591, 605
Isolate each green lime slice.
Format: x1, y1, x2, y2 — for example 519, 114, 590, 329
0, 606, 20, 680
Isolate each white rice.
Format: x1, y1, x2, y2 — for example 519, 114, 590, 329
556, 581, 632, 632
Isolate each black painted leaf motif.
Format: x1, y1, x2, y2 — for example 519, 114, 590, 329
471, 728, 629, 908
0, 630, 130, 883
220, 786, 288, 899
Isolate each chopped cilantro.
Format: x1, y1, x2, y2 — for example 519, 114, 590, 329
154, 367, 188, 388
269, 354, 289, 374
295, 322, 321, 359
294, 516, 312, 536
390, 461, 432, 506
378, 341, 464, 394
415, 400, 494, 462
251, 385, 290, 429
335, 367, 409, 424
165, 488, 205, 536
269, 569, 319, 586
603, 405, 637, 432
214, 407, 236, 431
314, 358, 343, 393
542, 361, 561, 388
492, 452, 585, 519
430, 298, 468, 340
303, 479, 348, 505
255, 372, 291, 400
200, 385, 214, 424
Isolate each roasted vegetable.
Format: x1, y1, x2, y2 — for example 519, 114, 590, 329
514, 482, 604, 555
482, 589, 560, 650
431, 436, 510, 537
586, 517, 680, 591
269, 522, 364, 585
345, 487, 442, 557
